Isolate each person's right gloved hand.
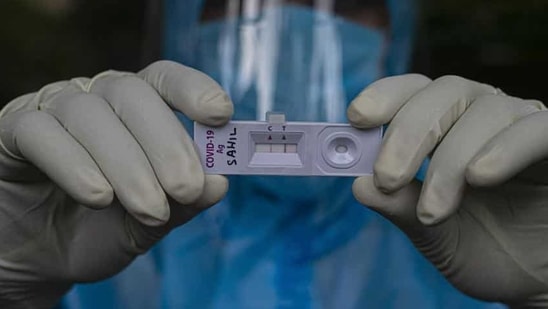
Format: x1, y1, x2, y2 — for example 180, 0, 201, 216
348, 74, 548, 308
0, 60, 233, 308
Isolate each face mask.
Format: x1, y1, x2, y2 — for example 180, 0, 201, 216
192, 4, 386, 208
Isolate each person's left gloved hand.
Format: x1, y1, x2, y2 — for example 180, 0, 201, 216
0, 61, 233, 308
348, 74, 548, 307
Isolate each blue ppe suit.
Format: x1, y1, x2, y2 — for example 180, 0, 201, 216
59, 1, 506, 308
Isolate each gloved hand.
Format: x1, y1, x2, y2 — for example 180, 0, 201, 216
0, 61, 233, 308
348, 74, 548, 307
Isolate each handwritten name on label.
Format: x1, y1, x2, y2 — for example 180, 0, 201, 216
226, 127, 237, 166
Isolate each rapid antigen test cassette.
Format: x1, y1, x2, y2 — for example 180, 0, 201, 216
194, 112, 382, 176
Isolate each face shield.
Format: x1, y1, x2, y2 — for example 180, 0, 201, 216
165, 0, 416, 224
196, 0, 390, 123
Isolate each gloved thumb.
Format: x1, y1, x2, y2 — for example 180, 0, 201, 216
353, 176, 422, 230
126, 174, 229, 252
352, 176, 457, 260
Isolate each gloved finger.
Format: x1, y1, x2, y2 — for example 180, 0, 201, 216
127, 174, 229, 252
416, 95, 543, 225
138, 60, 234, 126
467, 108, 548, 186
90, 73, 204, 205
41, 85, 169, 227
0, 110, 113, 207
0, 80, 73, 117
347, 74, 432, 128
374, 76, 498, 193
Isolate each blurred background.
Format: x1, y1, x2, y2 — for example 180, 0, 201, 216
0, 0, 547, 105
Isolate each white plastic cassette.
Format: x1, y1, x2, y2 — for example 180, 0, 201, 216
194, 113, 382, 176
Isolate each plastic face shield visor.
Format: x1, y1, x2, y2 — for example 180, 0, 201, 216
200, 0, 390, 28
189, 0, 390, 123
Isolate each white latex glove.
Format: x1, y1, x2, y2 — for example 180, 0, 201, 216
0, 61, 233, 308
348, 74, 548, 307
